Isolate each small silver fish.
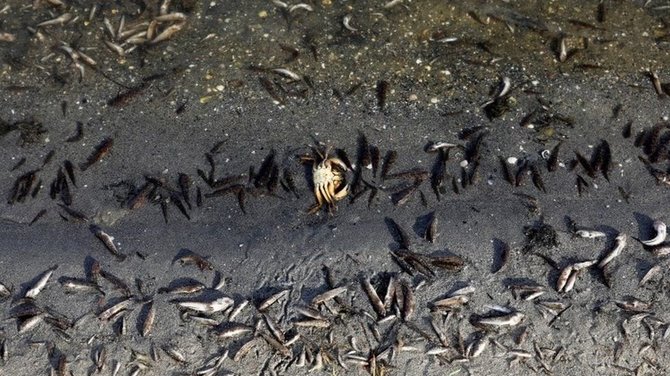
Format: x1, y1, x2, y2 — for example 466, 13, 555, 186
598, 233, 627, 268
141, 300, 155, 337
563, 269, 580, 292
26, 265, 58, 299
151, 23, 185, 44
37, 13, 72, 27
98, 297, 135, 321
18, 314, 44, 333
433, 294, 469, 309
293, 319, 330, 328
556, 265, 573, 292
343, 14, 357, 32
177, 297, 233, 313
466, 335, 488, 358
90, 226, 126, 261
426, 142, 457, 152
361, 278, 385, 318
476, 312, 525, 327
214, 323, 253, 339
162, 345, 187, 363
575, 229, 606, 238
311, 287, 347, 305
154, 12, 187, 22
258, 290, 289, 311
642, 220, 667, 246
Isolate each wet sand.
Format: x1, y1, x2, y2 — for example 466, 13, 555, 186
1, 1, 670, 375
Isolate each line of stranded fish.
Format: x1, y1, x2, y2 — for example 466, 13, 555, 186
2, 210, 669, 376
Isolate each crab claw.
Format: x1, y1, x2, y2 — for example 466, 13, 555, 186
328, 157, 349, 171
333, 184, 349, 201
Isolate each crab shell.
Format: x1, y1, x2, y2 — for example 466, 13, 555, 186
309, 157, 349, 214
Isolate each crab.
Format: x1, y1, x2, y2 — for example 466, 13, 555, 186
301, 147, 350, 214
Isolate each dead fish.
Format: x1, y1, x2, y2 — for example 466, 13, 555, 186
10, 302, 43, 320
176, 297, 233, 313
311, 287, 347, 305
258, 289, 289, 311
639, 265, 661, 287
650, 243, 670, 257
25, 265, 58, 299
572, 259, 597, 271
233, 338, 258, 362
90, 225, 126, 261
401, 281, 415, 321
294, 319, 330, 328
598, 233, 627, 268
424, 211, 438, 243
262, 313, 285, 343
575, 229, 606, 238
648, 71, 665, 96
158, 281, 206, 295
556, 264, 573, 292
432, 295, 469, 310
0, 282, 11, 299
37, 12, 72, 27
466, 334, 488, 358
272, 68, 301, 81
141, 300, 155, 337
641, 220, 667, 246
18, 313, 44, 333
391, 249, 436, 277
59, 277, 103, 294
155, 12, 187, 22
174, 250, 213, 271
80, 138, 113, 171
295, 305, 327, 321
214, 323, 253, 339
615, 298, 651, 313
563, 269, 580, 293
151, 23, 185, 44
430, 255, 465, 271
259, 331, 291, 358
94, 345, 107, 372
162, 344, 187, 364
475, 312, 525, 327
426, 142, 457, 152
362, 278, 386, 318
98, 297, 135, 321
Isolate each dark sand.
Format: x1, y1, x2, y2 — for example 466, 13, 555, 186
1, 0, 670, 375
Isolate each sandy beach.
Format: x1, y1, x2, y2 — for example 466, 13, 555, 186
1, 1, 670, 375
